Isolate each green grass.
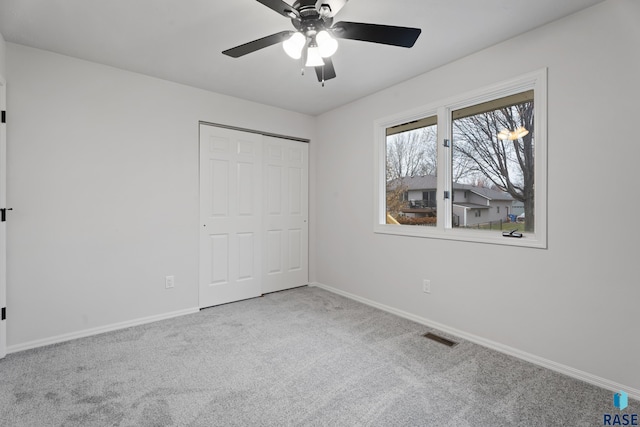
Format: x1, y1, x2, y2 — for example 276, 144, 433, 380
504, 222, 526, 232
463, 221, 526, 231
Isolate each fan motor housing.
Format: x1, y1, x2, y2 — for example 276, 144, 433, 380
292, 0, 333, 35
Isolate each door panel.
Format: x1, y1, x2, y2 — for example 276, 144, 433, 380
262, 136, 308, 294
266, 230, 282, 274
199, 125, 263, 308
209, 234, 229, 285
289, 229, 302, 270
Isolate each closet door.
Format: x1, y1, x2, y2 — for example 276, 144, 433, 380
263, 137, 309, 293
199, 125, 263, 308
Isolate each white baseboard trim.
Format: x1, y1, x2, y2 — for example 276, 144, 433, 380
309, 282, 640, 401
7, 307, 200, 355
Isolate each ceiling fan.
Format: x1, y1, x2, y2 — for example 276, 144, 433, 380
222, 0, 422, 85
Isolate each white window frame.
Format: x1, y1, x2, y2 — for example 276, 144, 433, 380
374, 69, 547, 249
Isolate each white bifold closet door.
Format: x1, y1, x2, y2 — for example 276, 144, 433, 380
199, 124, 308, 309
262, 136, 309, 294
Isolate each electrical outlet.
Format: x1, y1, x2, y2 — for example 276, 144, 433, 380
423, 279, 431, 294
165, 275, 175, 289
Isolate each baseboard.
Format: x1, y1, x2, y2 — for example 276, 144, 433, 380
7, 307, 200, 355
309, 282, 640, 401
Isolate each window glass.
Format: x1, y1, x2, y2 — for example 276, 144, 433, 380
385, 116, 437, 226
451, 91, 534, 233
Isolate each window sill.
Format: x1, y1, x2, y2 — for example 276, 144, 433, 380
373, 224, 547, 249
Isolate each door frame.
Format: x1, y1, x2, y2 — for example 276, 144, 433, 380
199, 121, 310, 145
0, 76, 7, 359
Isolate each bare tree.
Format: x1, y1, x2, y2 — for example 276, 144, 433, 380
452, 151, 478, 184
387, 126, 474, 183
385, 182, 407, 219
386, 127, 437, 182
452, 101, 535, 231
385, 126, 437, 219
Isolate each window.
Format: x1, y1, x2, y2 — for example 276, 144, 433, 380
452, 90, 534, 233
375, 70, 547, 248
385, 115, 437, 226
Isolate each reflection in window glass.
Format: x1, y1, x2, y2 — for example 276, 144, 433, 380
385, 116, 438, 226
451, 91, 534, 233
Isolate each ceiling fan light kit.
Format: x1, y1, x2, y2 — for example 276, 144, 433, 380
283, 32, 306, 59
316, 30, 338, 57
222, 0, 422, 85
305, 42, 324, 67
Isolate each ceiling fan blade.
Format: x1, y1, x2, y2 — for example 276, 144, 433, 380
222, 31, 294, 58
314, 57, 337, 82
331, 21, 421, 48
256, 0, 300, 18
315, 0, 348, 18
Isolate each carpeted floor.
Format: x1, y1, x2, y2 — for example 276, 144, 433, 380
0, 286, 636, 426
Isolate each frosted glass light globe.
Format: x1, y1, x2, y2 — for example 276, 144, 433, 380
316, 30, 338, 58
283, 32, 305, 59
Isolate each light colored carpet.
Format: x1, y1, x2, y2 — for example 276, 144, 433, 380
0, 286, 636, 426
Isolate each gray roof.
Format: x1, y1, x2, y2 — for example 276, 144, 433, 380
391, 175, 437, 190
453, 202, 490, 209
389, 175, 514, 201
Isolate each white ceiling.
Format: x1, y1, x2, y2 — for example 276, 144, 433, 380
0, 0, 604, 116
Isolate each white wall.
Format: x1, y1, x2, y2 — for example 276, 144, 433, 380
0, 32, 6, 78
315, 0, 640, 393
5, 44, 315, 348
